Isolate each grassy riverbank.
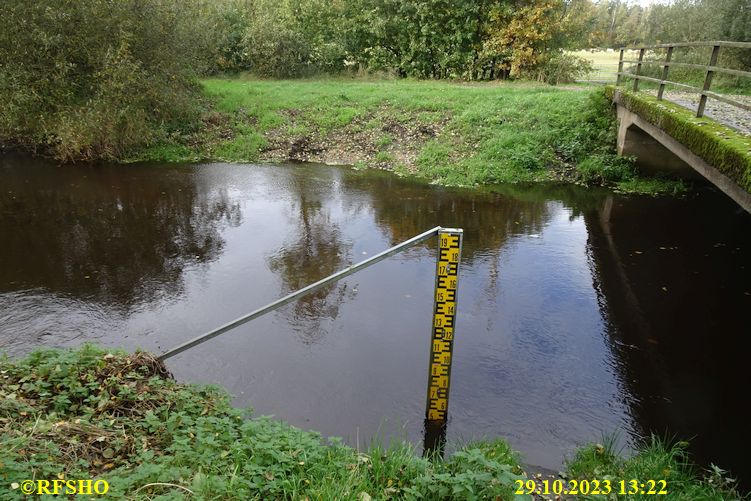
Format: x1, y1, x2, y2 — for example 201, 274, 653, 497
132, 78, 683, 195
1, 346, 745, 500
0, 346, 527, 500
567, 438, 747, 501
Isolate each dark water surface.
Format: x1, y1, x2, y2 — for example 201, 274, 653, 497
2, 153, 750, 483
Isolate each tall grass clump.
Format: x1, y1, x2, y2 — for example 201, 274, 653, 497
566, 435, 747, 500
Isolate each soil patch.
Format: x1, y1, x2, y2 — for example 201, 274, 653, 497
259, 106, 452, 170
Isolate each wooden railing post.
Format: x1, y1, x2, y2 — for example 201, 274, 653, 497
616, 48, 624, 86
657, 45, 674, 100
633, 48, 645, 92
697, 44, 721, 117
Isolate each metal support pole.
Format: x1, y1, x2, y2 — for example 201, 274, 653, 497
158, 226, 443, 361
697, 45, 720, 118
657, 45, 673, 100
425, 228, 463, 424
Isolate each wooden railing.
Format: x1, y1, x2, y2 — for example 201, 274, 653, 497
616, 41, 751, 118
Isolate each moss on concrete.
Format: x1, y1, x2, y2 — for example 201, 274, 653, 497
607, 85, 751, 192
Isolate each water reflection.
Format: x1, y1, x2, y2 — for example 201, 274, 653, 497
0, 154, 241, 308
268, 172, 356, 343
1, 155, 749, 489
344, 174, 555, 257
584, 191, 751, 491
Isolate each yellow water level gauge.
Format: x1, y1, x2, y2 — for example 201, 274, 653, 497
426, 228, 463, 422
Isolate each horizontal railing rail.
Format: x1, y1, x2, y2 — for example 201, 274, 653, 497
627, 41, 751, 50
615, 41, 751, 118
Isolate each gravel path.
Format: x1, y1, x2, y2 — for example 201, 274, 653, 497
662, 91, 751, 136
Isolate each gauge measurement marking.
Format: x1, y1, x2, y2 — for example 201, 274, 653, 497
426, 230, 462, 422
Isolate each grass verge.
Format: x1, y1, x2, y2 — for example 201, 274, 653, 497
130, 77, 685, 195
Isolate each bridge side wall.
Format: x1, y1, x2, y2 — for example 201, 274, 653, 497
616, 103, 751, 213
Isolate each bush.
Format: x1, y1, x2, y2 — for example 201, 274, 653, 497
238, 0, 348, 79
244, 22, 314, 78
0, 0, 209, 160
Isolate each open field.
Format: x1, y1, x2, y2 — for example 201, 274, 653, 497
568, 49, 641, 83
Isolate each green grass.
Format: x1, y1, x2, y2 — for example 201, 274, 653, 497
0, 345, 528, 500
566, 435, 747, 500
132, 76, 687, 194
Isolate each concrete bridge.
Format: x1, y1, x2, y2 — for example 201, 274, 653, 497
614, 89, 751, 213
612, 41, 751, 213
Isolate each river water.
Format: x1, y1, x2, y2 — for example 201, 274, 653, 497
1, 153, 749, 484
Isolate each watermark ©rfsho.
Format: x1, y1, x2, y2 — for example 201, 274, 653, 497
11, 479, 109, 495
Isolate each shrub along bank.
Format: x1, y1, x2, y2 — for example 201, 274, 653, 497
0, 0, 213, 161
1, 346, 746, 500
